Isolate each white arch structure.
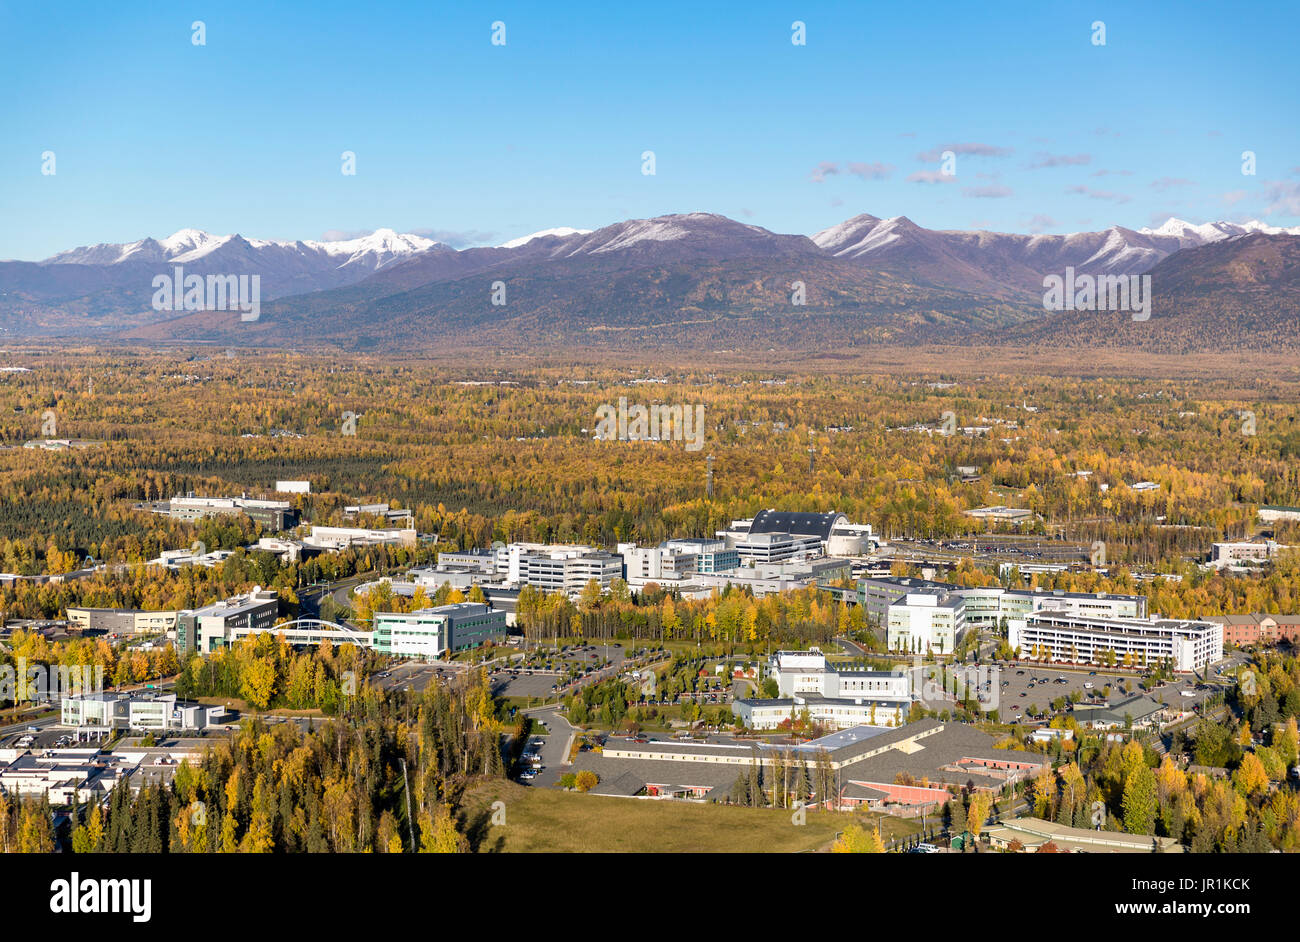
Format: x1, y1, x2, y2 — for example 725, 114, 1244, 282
229, 617, 374, 648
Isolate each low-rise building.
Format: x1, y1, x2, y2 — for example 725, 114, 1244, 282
149, 493, 297, 531
964, 506, 1035, 525
693, 558, 850, 597
65, 607, 178, 636
587, 720, 1046, 809
304, 526, 418, 550
61, 691, 232, 732
1258, 505, 1300, 524
371, 602, 507, 658
734, 650, 913, 730
1072, 694, 1167, 730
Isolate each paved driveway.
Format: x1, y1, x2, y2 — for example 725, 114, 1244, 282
520, 706, 577, 788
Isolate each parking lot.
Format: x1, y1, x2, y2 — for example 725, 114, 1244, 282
931, 663, 1223, 722
371, 661, 466, 695
491, 669, 563, 699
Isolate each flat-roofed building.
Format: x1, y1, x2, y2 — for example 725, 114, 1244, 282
62, 691, 231, 732
1259, 505, 1300, 523
736, 649, 913, 730
692, 558, 850, 597
66, 607, 178, 635
344, 503, 414, 526
1209, 540, 1290, 569
151, 493, 297, 531
1008, 611, 1223, 672
305, 525, 418, 550
858, 576, 1147, 627
886, 590, 966, 655
729, 531, 824, 563
619, 538, 740, 586
371, 603, 507, 658
588, 720, 1046, 808
176, 588, 281, 655
433, 548, 498, 574
964, 505, 1034, 525
986, 817, 1183, 853
516, 547, 622, 596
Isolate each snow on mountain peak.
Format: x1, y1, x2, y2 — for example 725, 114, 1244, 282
498, 227, 592, 249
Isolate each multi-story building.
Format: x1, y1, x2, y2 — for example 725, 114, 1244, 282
618, 538, 740, 585
1007, 612, 1223, 672
344, 503, 414, 526
515, 548, 623, 596
175, 588, 281, 655
61, 691, 231, 732
150, 493, 297, 531
433, 548, 498, 574
734, 650, 914, 730
1205, 613, 1300, 647
716, 510, 872, 560
859, 576, 1147, 628
691, 558, 850, 598
371, 603, 507, 658
1208, 541, 1290, 569
886, 590, 967, 654
304, 526, 418, 550
66, 607, 178, 635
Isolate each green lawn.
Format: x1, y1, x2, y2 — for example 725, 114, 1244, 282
460, 781, 916, 853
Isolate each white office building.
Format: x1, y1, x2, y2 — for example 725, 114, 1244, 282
513, 546, 622, 596
1208, 541, 1290, 569
304, 526, 417, 550
1007, 612, 1223, 672
371, 603, 507, 658
734, 650, 913, 730
886, 590, 967, 654
716, 510, 870, 561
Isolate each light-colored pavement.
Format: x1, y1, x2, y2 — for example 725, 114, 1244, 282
521, 706, 577, 787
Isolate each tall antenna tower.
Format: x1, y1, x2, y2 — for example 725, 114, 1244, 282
808, 429, 816, 474
706, 454, 714, 499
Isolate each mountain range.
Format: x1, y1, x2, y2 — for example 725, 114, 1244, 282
3, 213, 1298, 351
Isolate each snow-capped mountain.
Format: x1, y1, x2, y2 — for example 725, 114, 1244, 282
498, 227, 591, 249
44, 227, 442, 272
811, 213, 1300, 294
1138, 217, 1300, 245
4, 212, 1298, 342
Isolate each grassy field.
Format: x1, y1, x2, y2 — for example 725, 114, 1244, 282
460, 781, 917, 853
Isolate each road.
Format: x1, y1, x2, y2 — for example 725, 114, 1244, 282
520, 706, 578, 787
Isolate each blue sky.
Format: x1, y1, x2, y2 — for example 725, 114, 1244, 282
2, 0, 1298, 259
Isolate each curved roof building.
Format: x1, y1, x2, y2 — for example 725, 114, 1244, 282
748, 510, 847, 540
